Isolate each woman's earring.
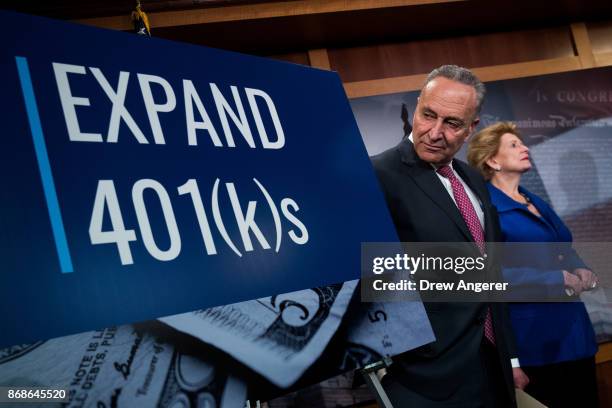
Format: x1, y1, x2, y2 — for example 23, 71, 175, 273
495, 166, 501, 172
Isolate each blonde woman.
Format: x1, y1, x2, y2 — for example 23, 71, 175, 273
467, 122, 598, 407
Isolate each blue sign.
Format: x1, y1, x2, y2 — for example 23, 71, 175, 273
0, 11, 398, 347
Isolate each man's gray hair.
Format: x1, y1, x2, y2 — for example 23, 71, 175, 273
424, 65, 486, 114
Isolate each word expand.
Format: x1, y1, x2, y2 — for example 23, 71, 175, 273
90, 177, 309, 265
53, 62, 285, 148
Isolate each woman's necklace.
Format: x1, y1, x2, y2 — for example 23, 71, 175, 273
518, 191, 542, 217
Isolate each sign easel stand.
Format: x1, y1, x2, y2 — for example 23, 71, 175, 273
360, 358, 394, 408
246, 359, 395, 408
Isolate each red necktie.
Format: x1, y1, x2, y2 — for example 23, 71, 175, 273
437, 165, 495, 345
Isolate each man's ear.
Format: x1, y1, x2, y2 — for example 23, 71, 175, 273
464, 116, 480, 141
472, 116, 480, 129
466, 116, 480, 139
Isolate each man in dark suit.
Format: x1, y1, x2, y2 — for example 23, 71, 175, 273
371, 65, 527, 407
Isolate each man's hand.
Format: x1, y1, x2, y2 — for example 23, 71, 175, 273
574, 268, 598, 291
513, 367, 529, 390
376, 368, 387, 382
563, 270, 583, 296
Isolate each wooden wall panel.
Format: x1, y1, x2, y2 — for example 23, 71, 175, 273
307, 49, 331, 70
596, 342, 612, 408
596, 359, 612, 408
570, 23, 596, 68
587, 20, 612, 54
344, 56, 583, 98
597, 342, 612, 365
267, 51, 310, 66
328, 26, 575, 83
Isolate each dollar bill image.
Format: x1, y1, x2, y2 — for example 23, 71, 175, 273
338, 301, 434, 371
160, 280, 358, 388
0, 323, 246, 408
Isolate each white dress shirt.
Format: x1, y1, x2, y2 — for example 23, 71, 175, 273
408, 133, 485, 227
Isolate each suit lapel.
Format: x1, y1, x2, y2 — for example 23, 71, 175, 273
399, 141, 473, 242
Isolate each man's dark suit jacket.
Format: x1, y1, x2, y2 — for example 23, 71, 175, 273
371, 139, 517, 406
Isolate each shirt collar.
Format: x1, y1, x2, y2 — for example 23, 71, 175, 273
487, 183, 531, 212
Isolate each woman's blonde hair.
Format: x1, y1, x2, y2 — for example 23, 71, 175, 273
467, 122, 522, 180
